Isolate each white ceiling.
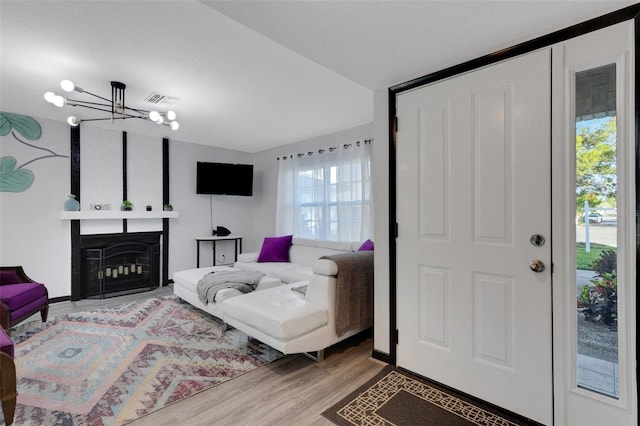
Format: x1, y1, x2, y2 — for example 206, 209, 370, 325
1, 1, 635, 153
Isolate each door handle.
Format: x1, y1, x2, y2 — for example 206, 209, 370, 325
530, 260, 545, 273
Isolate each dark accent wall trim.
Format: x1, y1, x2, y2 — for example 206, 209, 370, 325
163, 138, 169, 205
71, 221, 81, 301
387, 5, 640, 367
162, 138, 170, 286
634, 12, 640, 391
388, 93, 397, 364
122, 131, 128, 202
70, 126, 82, 301
71, 128, 81, 201
122, 131, 128, 234
162, 219, 169, 286
390, 4, 640, 94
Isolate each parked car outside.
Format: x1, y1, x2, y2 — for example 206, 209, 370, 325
588, 212, 603, 223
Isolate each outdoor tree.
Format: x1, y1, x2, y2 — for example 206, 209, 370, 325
576, 117, 617, 212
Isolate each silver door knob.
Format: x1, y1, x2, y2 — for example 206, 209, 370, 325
530, 260, 545, 273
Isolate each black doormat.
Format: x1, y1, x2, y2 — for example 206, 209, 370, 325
322, 366, 540, 425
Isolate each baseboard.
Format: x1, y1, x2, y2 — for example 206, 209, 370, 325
371, 349, 392, 364
49, 296, 71, 304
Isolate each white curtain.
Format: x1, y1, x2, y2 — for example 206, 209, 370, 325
276, 141, 373, 242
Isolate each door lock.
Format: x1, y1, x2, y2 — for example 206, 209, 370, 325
530, 234, 545, 247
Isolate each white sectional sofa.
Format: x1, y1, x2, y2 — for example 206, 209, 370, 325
233, 237, 364, 283
172, 237, 373, 359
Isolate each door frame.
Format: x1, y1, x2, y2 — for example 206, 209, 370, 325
386, 0, 639, 416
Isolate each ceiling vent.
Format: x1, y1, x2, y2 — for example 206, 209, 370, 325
144, 92, 180, 105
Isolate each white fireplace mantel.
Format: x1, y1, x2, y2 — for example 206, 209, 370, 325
60, 211, 179, 220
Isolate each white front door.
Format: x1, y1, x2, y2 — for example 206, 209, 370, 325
396, 49, 553, 424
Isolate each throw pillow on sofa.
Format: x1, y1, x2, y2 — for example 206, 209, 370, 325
258, 235, 293, 262
358, 239, 374, 251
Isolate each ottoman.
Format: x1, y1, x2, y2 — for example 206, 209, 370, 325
173, 266, 282, 320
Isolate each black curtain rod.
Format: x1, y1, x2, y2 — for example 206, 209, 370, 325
277, 138, 373, 160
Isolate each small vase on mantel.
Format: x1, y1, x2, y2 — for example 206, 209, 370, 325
64, 194, 80, 211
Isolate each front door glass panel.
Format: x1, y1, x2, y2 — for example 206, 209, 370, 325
574, 64, 619, 399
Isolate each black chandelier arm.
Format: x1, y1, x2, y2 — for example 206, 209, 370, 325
79, 115, 149, 123
120, 105, 152, 115
67, 103, 117, 114
67, 99, 114, 109
67, 99, 153, 116
78, 89, 112, 104
67, 102, 147, 118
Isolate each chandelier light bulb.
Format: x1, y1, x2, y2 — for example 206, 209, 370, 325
148, 111, 161, 122
166, 110, 176, 121
53, 95, 65, 107
67, 116, 81, 126
60, 80, 75, 92
169, 121, 180, 131
44, 91, 57, 103
156, 116, 164, 124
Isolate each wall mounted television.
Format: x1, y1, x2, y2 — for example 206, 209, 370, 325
196, 162, 254, 196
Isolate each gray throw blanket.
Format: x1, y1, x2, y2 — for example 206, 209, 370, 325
320, 251, 374, 337
196, 270, 264, 305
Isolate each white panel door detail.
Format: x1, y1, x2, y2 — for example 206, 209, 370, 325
396, 49, 552, 424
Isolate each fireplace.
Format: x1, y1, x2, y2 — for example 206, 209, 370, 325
80, 233, 160, 298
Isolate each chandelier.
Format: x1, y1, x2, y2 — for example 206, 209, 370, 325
44, 80, 179, 130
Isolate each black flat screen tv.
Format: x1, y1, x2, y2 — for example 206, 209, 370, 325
196, 162, 253, 196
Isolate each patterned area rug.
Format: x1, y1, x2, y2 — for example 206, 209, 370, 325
323, 366, 538, 426
8, 296, 282, 425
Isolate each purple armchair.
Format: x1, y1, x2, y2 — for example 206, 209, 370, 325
0, 266, 49, 336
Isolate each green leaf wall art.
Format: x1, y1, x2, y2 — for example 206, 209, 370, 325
0, 112, 42, 140
0, 156, 34, 192
0, 111, 69, 192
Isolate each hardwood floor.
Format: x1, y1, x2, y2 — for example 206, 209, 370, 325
132, 332, 383, 426
45, 286, 386, 426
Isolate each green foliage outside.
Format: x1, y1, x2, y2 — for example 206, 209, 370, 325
578, 247, 617, 326
576, 117, 617, 213
575, 242, 613, 270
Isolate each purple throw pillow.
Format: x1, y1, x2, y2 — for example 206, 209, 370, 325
358, 239, 374, 251
257, 235, 293, 262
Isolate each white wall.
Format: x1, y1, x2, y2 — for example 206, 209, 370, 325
251, 123, 374, 252
373, 89, 390, 356
169, 142, 254, 274
0, 117, 71, 298
127, 132, 164, 233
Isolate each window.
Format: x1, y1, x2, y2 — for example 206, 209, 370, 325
574, 64, 619, 398
276, 141, 373, 241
